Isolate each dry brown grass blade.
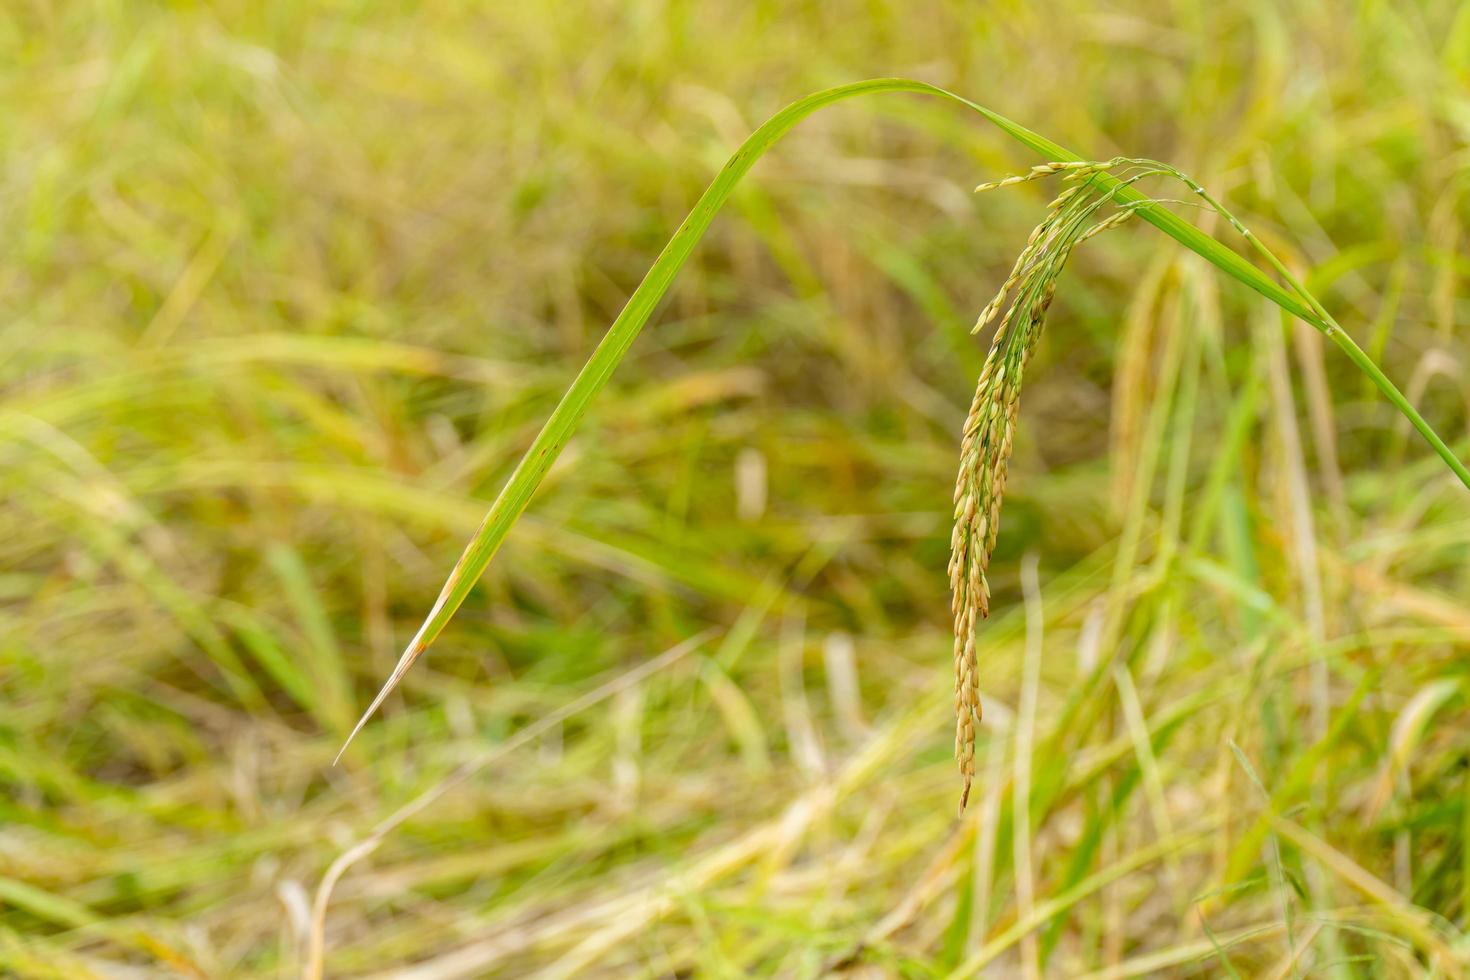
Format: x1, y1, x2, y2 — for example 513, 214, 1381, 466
305, 631, 714, 979
1271, 817, 1463, 975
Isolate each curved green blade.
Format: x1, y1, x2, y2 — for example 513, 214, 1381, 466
337, 77, 1467, 759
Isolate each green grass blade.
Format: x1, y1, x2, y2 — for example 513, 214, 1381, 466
338, 77, 1467, 756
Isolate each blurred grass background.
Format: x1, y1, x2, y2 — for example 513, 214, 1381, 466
5, 1, 1470, 976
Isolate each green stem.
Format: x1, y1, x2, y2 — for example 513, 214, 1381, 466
1326, 324, 1470, 490
1172, 163, 1470, 493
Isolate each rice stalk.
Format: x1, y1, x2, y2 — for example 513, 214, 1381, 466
950, 160, 1148, 808
946, 156, 1365, 808
337, 82, 1470, 815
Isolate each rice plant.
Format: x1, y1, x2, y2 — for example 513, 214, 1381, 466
341, 81, 1470, 812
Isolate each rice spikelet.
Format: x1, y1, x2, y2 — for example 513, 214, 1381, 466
950, 159, 1139, 813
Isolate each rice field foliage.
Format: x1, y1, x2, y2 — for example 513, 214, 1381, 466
6, 1, 1470, 977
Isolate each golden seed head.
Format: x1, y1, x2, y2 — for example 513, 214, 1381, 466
952, 158, 1137, 811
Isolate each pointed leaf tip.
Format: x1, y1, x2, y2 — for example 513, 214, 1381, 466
333, 635, 429, 763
